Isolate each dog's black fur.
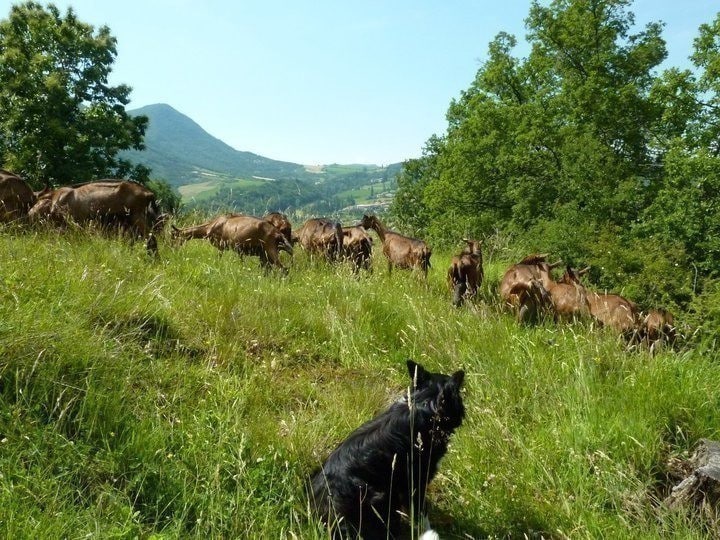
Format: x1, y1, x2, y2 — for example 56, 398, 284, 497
310, 359, 465, 539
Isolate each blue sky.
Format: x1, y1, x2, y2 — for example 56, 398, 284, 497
16, 0, 720, 165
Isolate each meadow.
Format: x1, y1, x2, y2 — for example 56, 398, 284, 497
177, 177, 267, 203
0, 226, 718, 539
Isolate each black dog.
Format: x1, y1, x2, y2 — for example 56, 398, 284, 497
311, 359, 465, 539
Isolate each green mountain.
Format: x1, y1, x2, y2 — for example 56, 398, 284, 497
122, 103, 306, 186
121, 103, 402, 216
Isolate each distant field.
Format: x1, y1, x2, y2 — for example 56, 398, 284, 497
178, 177, 266, 203
178, 180, 221, 198
337, 184, 395, 206
323, 164, 380, 174
338, 185, 374, 203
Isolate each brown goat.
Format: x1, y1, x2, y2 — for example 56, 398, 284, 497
501, 256, 590, 322
171, 214, 230, 249
360, 214, 431, 277
589, 293, 638, 334
171, 214, 292, 270
263, 212, 292, 244
0, 169, 36, 222
294, 218, 343, 262
637, 308, 676, 352
448, 239, 484, 306
28, 186, 74, 225
541, 265, 591, 322
341, 225, 373, 273
30, 180, 160, 237
499, 254, 562, 311
510, 278, 553, 324
560, 267, 638, 333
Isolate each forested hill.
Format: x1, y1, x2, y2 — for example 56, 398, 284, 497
121, 104, 306, 185
120, 104, 402, 216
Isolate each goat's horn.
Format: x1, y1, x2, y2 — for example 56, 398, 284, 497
579, 266, 591, 275
549, 260, 563, 269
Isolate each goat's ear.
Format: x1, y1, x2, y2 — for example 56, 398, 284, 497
451, 370, 465, 388
407, 359, 429, 387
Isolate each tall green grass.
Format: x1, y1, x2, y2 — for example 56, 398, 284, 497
0, 228, 718, 538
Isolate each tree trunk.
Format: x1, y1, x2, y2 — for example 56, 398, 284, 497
665, 439, 720, 512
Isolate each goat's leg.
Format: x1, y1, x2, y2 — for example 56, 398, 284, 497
267, 247, 287, 274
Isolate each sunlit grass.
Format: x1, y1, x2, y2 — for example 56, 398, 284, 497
0, 228, 718, 538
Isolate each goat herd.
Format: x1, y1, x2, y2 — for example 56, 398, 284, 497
1, 171, 681, 537
1, 170, 676, 352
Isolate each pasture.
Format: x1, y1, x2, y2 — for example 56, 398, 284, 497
0, 227, 718, 538
177, 176, 266, 203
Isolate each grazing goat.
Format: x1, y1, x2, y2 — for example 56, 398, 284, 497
502, 257, 590, 322
341, 225, 373, 273
27, 180, 160, 237
295, 218, 344, 262
500, 254, 562, 321
510, 278, 553, 324
448, 239, 484, 307
171, 214, 292, 271
542, 265, 591, 322
0, 169, 36, 222
560, 266, 638, 334
311, 360, 465, 540
263, 212, 292, 244
637, 308, 676, 352
360, 214, 431, 278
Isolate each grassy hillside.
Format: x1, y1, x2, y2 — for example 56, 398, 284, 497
0, 227, 718, 538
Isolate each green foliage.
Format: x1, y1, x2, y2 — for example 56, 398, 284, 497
0, 2, 147, 186
390, 0, 720, 309
685, 278, 720, 352
0, 231, 719, 537
147, 178, 182, 214
690, 12, 720, 151
640, 145, 720, 279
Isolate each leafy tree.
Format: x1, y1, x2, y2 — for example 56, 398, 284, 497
390, 136, 440, 238
690, 12, 720, 153
147, 178, 182, 214
640, 12, 720, 285
0, 2, 147, 186
392, 0, 671, 254
388, 0, 720, 310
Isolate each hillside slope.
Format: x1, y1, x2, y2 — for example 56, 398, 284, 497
121, 104, 403, 216
0, 230, 718, 537
121, 103, 306, 185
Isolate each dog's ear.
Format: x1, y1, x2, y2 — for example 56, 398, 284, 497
407, 359, 430, 388
451, 370, 465, 388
